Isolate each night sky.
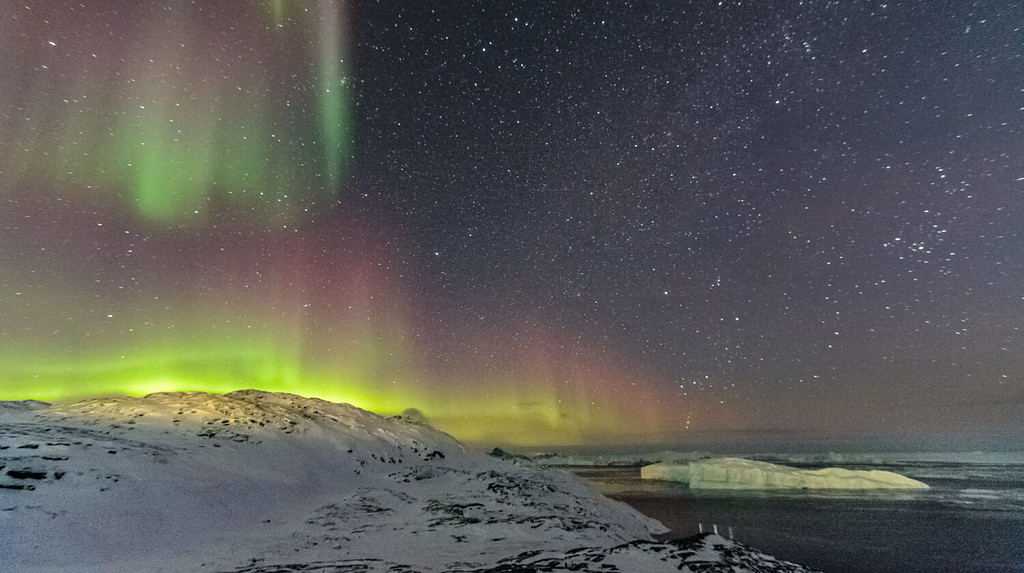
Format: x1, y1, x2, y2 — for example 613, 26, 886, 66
1, 1, 1021, 447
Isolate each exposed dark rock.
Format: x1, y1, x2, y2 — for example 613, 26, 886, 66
0, 483, 35, 491
7, 469, 47, 480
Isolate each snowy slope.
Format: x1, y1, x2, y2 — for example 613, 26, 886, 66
1, 390, 818, 572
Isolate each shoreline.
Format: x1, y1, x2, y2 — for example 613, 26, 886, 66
570, 464, 1024, 573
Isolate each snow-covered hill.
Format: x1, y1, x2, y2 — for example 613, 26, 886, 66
1, 390, 818, 572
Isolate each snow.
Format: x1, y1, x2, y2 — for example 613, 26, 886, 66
641, 459, 691, 482
642, 457, 930, 490
475, 533, 818, 573
0, 390, 819, 572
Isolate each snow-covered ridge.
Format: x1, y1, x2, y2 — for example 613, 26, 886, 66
49, 389, 463, 451
1, 390, 818, 572
642, 457, 930, 490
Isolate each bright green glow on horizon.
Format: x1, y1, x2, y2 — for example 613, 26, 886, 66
0, 353, 589, 444
0, 277, 684, 446
0, 339, 660, 446
0, 347, 399, 414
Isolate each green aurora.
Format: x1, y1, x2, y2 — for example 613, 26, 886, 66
2, 0, 350, 225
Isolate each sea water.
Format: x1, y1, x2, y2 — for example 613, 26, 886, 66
569, 453, 1024, 573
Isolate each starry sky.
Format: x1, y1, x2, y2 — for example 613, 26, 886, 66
1, 0, 1021, 447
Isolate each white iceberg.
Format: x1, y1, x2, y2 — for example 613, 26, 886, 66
642, 457, 929, 490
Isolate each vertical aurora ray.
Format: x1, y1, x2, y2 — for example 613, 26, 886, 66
316, 0, 351, 190
263, 0, 286, 26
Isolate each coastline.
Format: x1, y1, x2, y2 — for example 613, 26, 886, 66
570, 464, 1024, 573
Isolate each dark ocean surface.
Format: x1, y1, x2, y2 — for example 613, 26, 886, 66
570, 455, 1024, 573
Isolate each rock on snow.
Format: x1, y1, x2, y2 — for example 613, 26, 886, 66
1, 390, 819, 572
642, 457, 929, 490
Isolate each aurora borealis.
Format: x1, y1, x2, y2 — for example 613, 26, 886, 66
2, 1, 349, 224
1, 1, 1021, 447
